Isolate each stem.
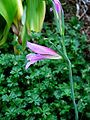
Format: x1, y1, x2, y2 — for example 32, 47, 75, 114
61, 36, 78, 120
49, 37, 78, 120
68, 59, 78, 120
48, 40, 65, 58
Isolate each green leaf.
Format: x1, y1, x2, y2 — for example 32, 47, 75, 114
0, 0, 22, 46
21, 0, 46, 49
26, 0, 46, 33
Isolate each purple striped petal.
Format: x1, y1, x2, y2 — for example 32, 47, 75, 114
27, 41, 59, 56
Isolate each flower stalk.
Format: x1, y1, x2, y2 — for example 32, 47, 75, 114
61, 36, 78, 120
52, 0, 78, 119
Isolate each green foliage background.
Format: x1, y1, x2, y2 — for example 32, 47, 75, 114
0, 17, 90, 119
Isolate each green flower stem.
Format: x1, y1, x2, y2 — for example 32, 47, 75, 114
61, 36, 78, 120
49, 37, 78, 120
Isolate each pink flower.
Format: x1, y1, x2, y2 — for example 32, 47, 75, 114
53, 0, 62, 13
25, 41, 61, 69
52, 0, 64, 36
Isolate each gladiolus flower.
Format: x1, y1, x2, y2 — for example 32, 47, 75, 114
25, 41, 61, 69
53, 0, 62, 13
52, 0, 64, 36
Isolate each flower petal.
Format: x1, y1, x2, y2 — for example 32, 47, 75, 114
25, 60, 38, 69
26, 53, 61, 61
25, 53, 61, 69
27, 41, 59, 56
25, 62, 31, 69
26, 53, 46, 61
25, 54, 45, 69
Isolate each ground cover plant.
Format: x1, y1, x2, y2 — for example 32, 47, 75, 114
0, 0, 90, 120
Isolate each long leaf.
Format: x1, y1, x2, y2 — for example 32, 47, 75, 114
0, 0, 23, 46
26, 0, 46, 33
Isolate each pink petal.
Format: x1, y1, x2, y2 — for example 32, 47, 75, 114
27, 41, 59, 56
25, 62, 31, 69
26, 53, 61, 61
26, 53, 46, 61
25, 54, 45, 69
25, 53, 61, 69
25, 60, 38, 69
